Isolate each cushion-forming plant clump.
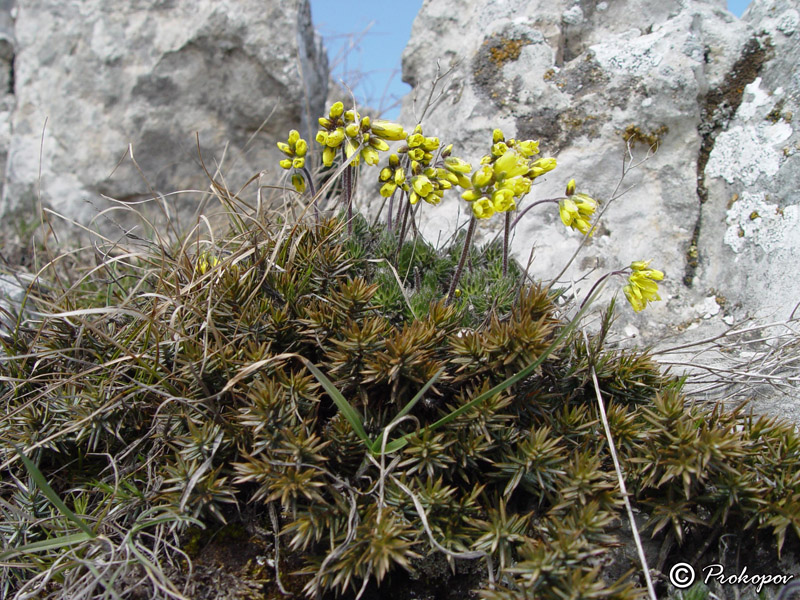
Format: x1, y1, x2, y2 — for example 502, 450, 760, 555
0, 102, 798, 600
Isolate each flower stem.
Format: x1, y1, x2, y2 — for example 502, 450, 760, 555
579, 270, 627, 309
343, 163, 353, 235
387, 187, 396, 232
396, 199, 411, 258
503, 212, 510, 277
446, 215, 477, 304
301, 166, 319, 221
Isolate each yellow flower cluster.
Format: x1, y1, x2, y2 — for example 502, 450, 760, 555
376, 125, 473, 206
315, 102, 398, 168
623, 260, 664, 312
558, 179, 598, 235
277, 130, 309, 193
460, 128, 555, 220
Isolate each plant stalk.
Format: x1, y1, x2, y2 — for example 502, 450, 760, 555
503, 211, 510, 277
446, 215, 477, 304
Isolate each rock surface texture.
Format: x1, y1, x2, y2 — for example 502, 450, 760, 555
392, 0, 800, 420
0, 0, 328, 227
397, 0, 798, 334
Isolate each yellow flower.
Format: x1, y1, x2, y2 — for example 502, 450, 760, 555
623, 260, 664, 312
493, 150, 528, 179
380, 182, 397, 197
322, 146, 336, 167
461, 189, 481, 202
411, 175, 433, 197
361, 146, 380, 166
472, 197, 495, 219
329, 101, 344, 118
369, 137, 390, 152
559, 197, 592, 235
492, 188, 516, 212
327, 127, 345, 148
528, 157, 557, 178
444, 156, 472, 174
422, 137, 440, 151
371, 120, 407, 141
277, 130, 309, 170
516, 139, 539, 157
472, 165, 494, 188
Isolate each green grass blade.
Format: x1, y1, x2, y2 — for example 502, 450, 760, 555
371, 367, 444, 454
299, 359, 371, 447
0, 532, 93, 561
12, 444, 97, 538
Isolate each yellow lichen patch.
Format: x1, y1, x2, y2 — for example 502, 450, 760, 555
487, 37, 530, 67
622, 124, 669, 150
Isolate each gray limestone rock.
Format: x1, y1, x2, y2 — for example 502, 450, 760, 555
392, 0, 788, 339
388, 0, 800, 417
698, 0, 800, 324
0, 0, 328, 230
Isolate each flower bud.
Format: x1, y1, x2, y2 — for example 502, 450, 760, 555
361, 146, 380, 166
315, 130, 328, 145
292, 157, 305, 169
329, 101, 344, 118
472, 165, 494, 188
422, 137, 440, 151
291, 173, 306, 193
279, 159, 292, 170
528, 157, 557, 178
565, 178, 576, 196
318, 117, 332, 128
444, 156, 472, 174
442, 144, 453, 158
323, 146, 336, 167
327, 127, 345, 148
369, 138, 389, 152
345, 123, 360, 138
389, 154, 400, 168
277, 142, 292, 155
295, 139, 308, 157
380, 182, 397, 197
371, 120, 407, 141
492, 128, 505, 143
361, 116, 371, 129
379, 167, 392, 181
394, 169, 406, 185
288, 130, 300, 146
461, 189, 481, 202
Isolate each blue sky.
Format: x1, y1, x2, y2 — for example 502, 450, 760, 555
310, 0, 753, 119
